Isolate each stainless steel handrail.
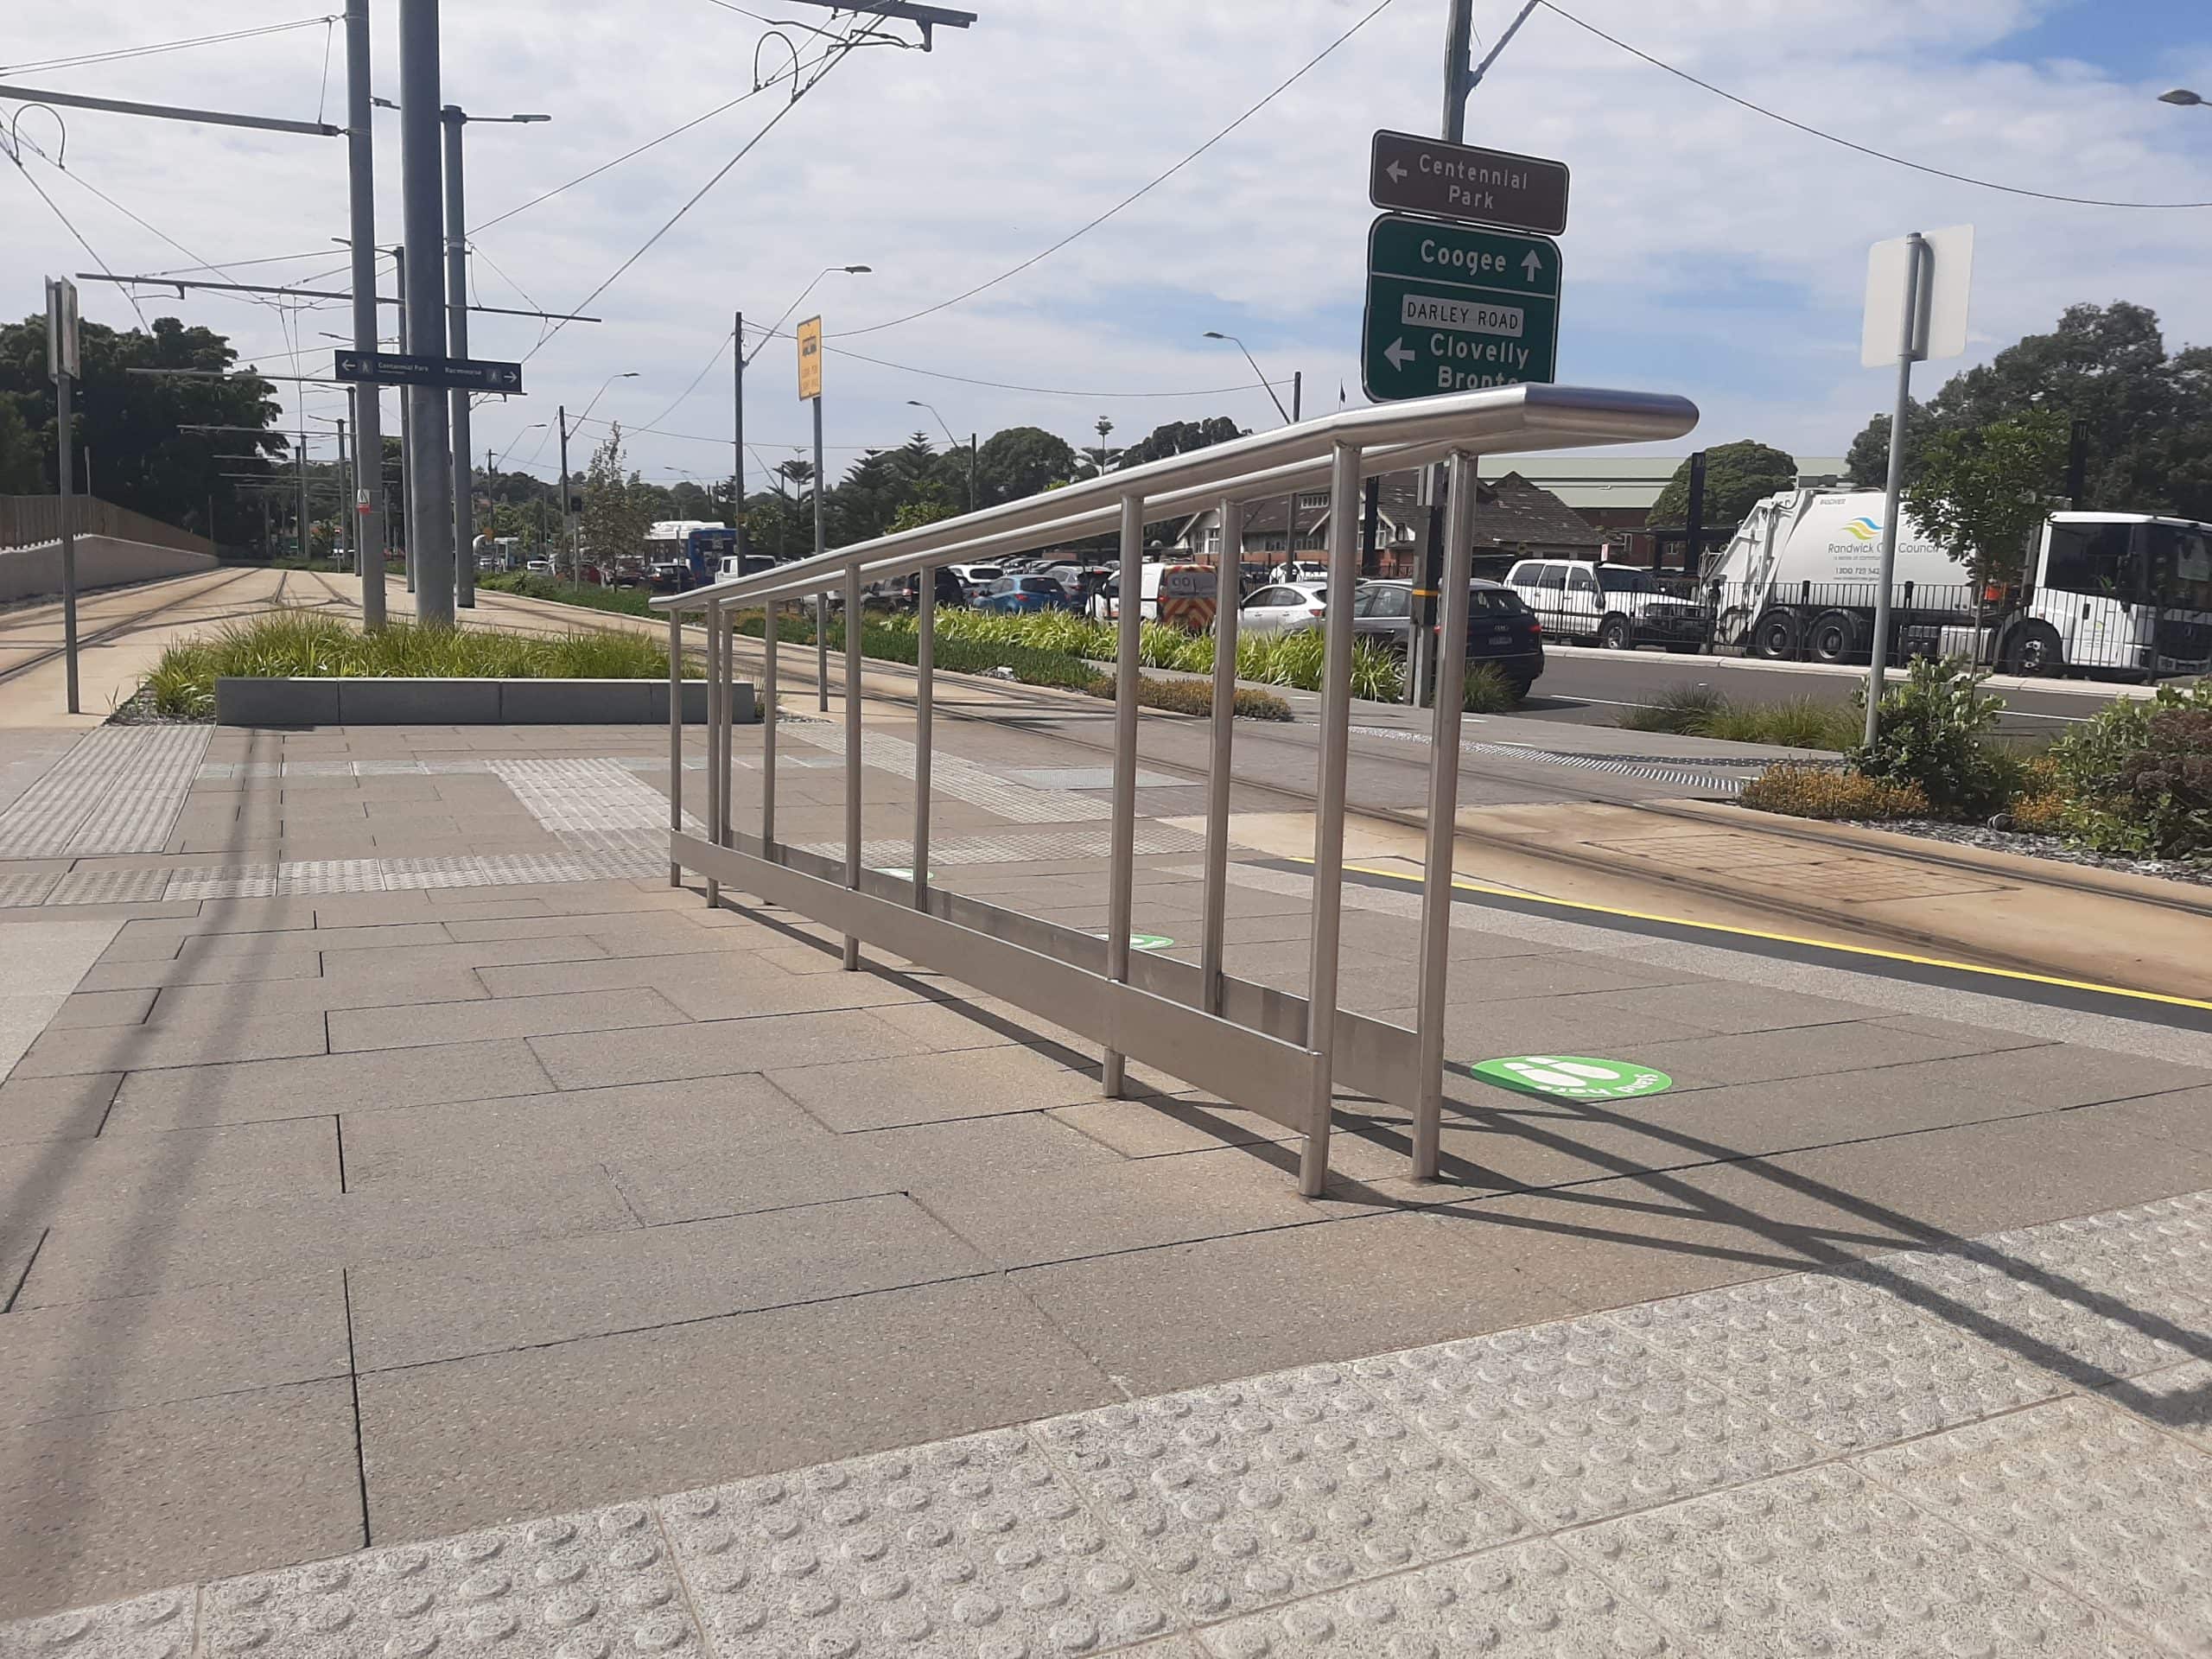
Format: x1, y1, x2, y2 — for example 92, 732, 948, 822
663, 383, 1698, 1198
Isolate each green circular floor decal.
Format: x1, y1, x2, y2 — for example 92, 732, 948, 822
1467, 1054, 1673, 1101
1096, 931, 1176, 950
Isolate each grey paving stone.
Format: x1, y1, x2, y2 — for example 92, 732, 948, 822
0, 1116, 337, 1220
1590, 1020, 2047, 1093
105, 1038, 556, 1131
0, 1075, 120, 1145
1034, 1363, 1532, 1623
1603, 1267, 2062, 1453
144, 969, 490, 1022
10, 1013, 329, 1078
659, 1426, 1182, 1658
529, 1011, 929, 1090
180, 921, 456, 957
198, 1500, 704, 1659
1859, 1395, 2212, 1652
1573, 1462, 2155, 1659
2101, 1358, 2212, 1448
0, 1586, 195, 1659
354, 1279, 1120, 1545
1047, 1098, 1300, 1160
604, 1132, 906, 1227
296, 934, 618, 979
480, 950, 926, 1019
15, 1165, 636, 1306
768, 1045, 1108, 1134
328, 986, 691, 1052
350, 1192, 982, 1370
0, 1274, 348, 1427
39, 991, 155, 1031
1194, 1540, 1682, 1658
0, 1378, 361, 1622
1348, 1314, 1822, 1529
74, 951, 326, 993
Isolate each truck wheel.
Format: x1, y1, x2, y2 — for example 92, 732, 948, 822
2003, 621, 2064, 677
1598, 613, 1632, 651
1808, 610, 1862, 664
1751, 608, 1800, 660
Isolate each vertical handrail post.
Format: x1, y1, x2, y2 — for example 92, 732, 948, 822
1101, 493, 1145, 1096
841, 566, 863, 969
1199, 497, 1244, 1014
1413, 449, 1477, 1180
717, 606, 734, 853
665, 607, 683, 888
761, 598, 779, 847
1298, 440, 1363, 1198
703, 596, 723, 909
913, 567, 935, 907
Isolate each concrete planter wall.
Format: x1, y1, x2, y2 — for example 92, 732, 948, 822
214, 677, 751, 727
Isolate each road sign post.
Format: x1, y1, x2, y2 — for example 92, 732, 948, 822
1370, 130, 1568, 235
332, 349, 524, 393
799, 316, 829, 709
1360, 214, 1560, 402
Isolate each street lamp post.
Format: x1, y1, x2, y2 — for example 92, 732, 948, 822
2158, 88, 2207, 107
1202, 330, 1300, 588
906, 399, 976, 513
442, 105, 548, 610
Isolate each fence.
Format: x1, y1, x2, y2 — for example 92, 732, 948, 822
654, 385, 1699, 1196
0, 496, 215, 557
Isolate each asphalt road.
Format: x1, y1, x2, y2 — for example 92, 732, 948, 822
1517, 643, 2151, 734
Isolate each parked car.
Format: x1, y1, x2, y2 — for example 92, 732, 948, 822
1503, 558, 1707, 652
945, 563, 1004, 597
1236, 580, 1333, 635
1352, 578, 1545, 698
524, 559, 552, 575
898, 568, 970, 610
975, 574, 1076, 613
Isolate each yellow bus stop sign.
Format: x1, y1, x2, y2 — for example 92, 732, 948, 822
797, 315, 823, 400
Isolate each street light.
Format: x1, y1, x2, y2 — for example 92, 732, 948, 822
1202, 329, 1306, 589
2158, 88, 2205, 106
906, 398, 977, 513
495, 423, 548, 469
1202, 330, 1291, 423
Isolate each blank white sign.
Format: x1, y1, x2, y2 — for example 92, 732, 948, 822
1862, 225, 1974, 368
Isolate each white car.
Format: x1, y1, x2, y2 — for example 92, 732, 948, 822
524, 559, 552, 575
1503, 559, 1707, 652
1236, 580, 1332, 635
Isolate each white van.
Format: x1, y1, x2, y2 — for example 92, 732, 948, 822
1090, 562, 1211, 622
1503, 559, 1708, 651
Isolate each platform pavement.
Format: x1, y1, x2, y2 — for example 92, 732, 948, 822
0, 710, 2209, 1645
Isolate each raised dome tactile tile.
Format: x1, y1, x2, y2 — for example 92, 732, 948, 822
658, 1426, 1183, 1658
1194, 1540, 1679, 1657
195, 1501, 702, 1659
1603, 1268, 2060, 1452
1347, 1316, 1823, 1528
1032, 1363, 1530, 1625
1574, 1463, 2163, 1658
0, 1590, 195, 1659
2101, 1359, 2212, 1449
1859, 1395, 2212, 1652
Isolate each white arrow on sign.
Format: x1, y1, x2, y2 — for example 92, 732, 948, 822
1521, 251, 1543, 282
1385, 159, 1406, 184
1384, 338, 1416, 371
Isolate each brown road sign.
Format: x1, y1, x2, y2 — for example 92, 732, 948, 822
1370, 130, 1569, 237
797, 315, 823, 400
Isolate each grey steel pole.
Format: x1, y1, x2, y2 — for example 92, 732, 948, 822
666, 609, 683, 888
1866, 232, 1926, 748
841, 563, 862, 970
1298, 440, 1363, 1199
398, 0, 454, 626
1441, 0, 1475, 141
732, 311, 746, 560
442, 106, 474, 609
1101, 492, 1145, 1097
335, 415, 350, 572
55, 367, 79, 714
1199, 496, 1244, 1014
760, 597, 779, 846
396, 245, 416, 594
968, 432, 978, 514
718, 609, 734, 854
343, 0, 385, 627
912, 572, 934, 908
556, 405, 570, 585
297, 409, 311, 563
814, 395, 830, 711
704, 597, 723, 909
1413, 450, 1477, 1181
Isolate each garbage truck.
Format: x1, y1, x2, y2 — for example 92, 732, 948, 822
1700, 488, 2212, 679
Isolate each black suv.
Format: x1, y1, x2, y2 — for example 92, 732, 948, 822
1351, 579, 1544, 698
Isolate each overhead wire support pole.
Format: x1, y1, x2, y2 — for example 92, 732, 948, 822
0, 83, 341, 137
344, 0, 383, 626
398, 0, 454, 626
442, 106, 474, 609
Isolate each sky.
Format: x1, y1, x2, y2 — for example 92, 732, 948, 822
7, 0, 2212, 499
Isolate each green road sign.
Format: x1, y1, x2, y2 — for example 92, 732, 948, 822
1465, 1054, 1671, 1101
1361, 214, 1560, 402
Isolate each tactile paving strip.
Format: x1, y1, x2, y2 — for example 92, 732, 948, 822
659, 1426, 1182, 1657
1196, 1540, 1677, 1658
491, 759, 704, 853
0, 1588, 194, 1659
197, 1500, 703, 1659
1033, 1364, 1530, 1624
1859, 1395, 2212, 1653
1347, 1317, 1822, 1529
0, 728, 211, 856
0, 872, 60, 906
1603, 1265, 2062, 1453
1573, 1462, 2159, 1658
45, 869, 173, 906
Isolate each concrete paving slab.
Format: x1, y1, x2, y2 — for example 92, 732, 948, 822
353, 1278, 1120, 1545
0, 1116, 337, 1220
474, 948, 926, 1017
74, 950, 325, 993
327, 986, 690, 1052
0, 1378, 361, 1621
10, 1012, 329, 1078
1047, 1096, 1302, 1160
0, 1274, 348, 1427
0, 1075, 119, 1146
38, 991, 156, 1031
15, 1165, 638, 1306
2100, 1358, 2212, 1448
603, 1131, 905, 1226
105, 1038, 556, 1131
143, 968, 490, 1021
350, 1192, 985, 1370
529, 1010, 930, 1090
767, 1044, 1107, 1133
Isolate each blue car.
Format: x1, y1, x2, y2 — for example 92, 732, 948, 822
975, 574, 1076, 614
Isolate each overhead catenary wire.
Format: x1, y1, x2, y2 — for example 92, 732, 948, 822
3, 140, 149, 327
1538, 1, 2212, 210
0, 16, 336, 76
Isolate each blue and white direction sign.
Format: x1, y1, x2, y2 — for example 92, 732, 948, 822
1361, 213, 1560, 402
333, 349, 524, 393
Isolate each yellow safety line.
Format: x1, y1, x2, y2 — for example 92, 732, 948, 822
1306, 857, 2212, 1014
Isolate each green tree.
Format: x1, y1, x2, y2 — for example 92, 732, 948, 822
976, 426, 1077, 506
0, 397, 38, 493
579, 423, 654, 569
1649, 440, 1797, 528
1903, 410, 2069, 589
1116, 416, 1247, 471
